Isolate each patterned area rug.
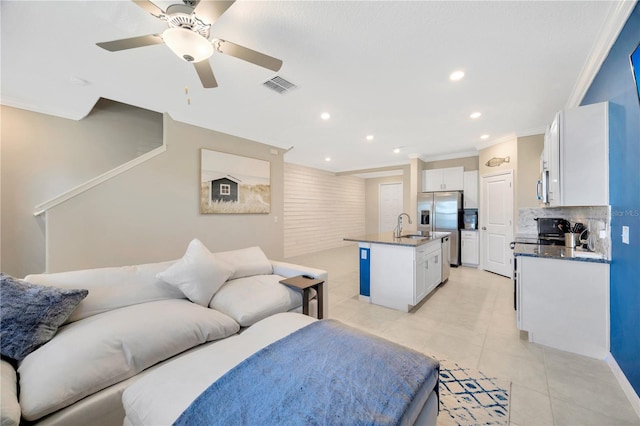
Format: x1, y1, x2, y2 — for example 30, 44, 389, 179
436, 359, 511, 425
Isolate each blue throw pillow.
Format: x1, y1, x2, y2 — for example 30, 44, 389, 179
0, 273, 88, 362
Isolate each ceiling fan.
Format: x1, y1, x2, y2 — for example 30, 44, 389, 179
96, 0, 283, 88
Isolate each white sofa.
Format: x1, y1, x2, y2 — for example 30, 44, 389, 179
1, 242, 327, 426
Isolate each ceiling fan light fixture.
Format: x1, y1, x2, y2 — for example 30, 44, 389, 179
162, 27, 213, 63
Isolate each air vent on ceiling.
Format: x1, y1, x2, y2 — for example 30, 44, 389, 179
263, 76, 297, 94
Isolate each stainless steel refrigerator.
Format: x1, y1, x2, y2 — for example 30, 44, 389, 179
417, 191, 462, 266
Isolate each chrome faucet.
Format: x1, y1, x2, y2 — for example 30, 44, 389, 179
395, 213, 412, 238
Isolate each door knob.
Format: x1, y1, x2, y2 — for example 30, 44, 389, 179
482, 226, 487, 230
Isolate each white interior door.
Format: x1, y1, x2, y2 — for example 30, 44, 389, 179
480, 171, 513, 277
379, 183, 403, 233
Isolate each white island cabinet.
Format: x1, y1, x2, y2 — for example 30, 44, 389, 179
370, 239, 441, 312
517, 255, 609, 359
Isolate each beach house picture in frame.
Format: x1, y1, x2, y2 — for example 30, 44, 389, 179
200, 149, 271, 214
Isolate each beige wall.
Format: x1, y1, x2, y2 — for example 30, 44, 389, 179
479, 137, 518, 237
478, 134, 544, 238
478, 134, 543, 209
422, 156, 479, 171
364, 166, 411, 235
44, 114, 284, 272
1, 101, 163, 277
284, 163, 365, 258
517, 134, 544, 208
479, 138, 518, 176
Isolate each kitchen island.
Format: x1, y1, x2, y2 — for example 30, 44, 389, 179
344, 231, 450, 312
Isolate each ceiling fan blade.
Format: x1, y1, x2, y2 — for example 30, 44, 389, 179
194, 0, 235, 24
96, 34, 164, 52
131, 0, 164, 17
215, 40, 283, 72
194, 61, 218, 88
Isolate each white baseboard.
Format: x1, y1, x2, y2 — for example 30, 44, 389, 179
605, 353, 640, 419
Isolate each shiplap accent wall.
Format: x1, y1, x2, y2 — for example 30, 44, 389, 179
284, 163, 365, 258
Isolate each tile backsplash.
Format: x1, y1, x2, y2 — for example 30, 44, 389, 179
518, 206, 611, 259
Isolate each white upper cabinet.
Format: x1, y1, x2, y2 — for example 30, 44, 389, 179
423, 170, 443, 192
544, 115, 561, 206
560, 102, 609, 206
463, 170, 478, 208
541, 101, 610, 207
422, 166, 464, 192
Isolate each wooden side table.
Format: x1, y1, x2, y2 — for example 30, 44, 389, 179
279, 275, 324, 319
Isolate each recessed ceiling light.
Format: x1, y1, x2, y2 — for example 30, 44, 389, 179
325, 157, 331, 162
480, 134, 490, 140
470, 112, 482, 119
393, 148, 400, 154
366, 135, 374, 141
320, 112, 331, 120
449, 70, 465, 81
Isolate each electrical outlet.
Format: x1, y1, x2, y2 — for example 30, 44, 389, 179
622, 226, 630, 244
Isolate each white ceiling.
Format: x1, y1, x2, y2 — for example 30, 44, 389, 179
0, 1, 631, 173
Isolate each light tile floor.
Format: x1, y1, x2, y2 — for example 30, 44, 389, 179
286, 244, 640, 426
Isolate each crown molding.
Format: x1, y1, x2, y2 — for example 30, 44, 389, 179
474, 133, 518, 151
565, 0, 637, 108
517, 126, 546, 138
352, 170, 404, 179
420, 149, 479, 163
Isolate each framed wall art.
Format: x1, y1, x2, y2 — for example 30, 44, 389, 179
200, 149, 271, 214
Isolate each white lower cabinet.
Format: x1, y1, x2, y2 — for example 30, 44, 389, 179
461, 230, 479, 266
415, 250, 427, 302
416, 242, 442, 302
370, 240, 442, 312
517, 256, 609, 359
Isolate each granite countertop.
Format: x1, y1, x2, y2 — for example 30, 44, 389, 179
513, 243, 610, 264
344, 231, 450, 247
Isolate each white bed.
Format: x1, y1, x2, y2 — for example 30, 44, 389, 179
122, 313, 439, 426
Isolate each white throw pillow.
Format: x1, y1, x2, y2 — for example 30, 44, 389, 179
157, 239, 233, 306
213, 246, 273, 280
209, 274, 303, 327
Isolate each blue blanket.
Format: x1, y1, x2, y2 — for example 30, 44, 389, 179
173, 319, 439, 426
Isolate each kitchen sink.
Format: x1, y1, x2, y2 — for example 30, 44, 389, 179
400, 234, 428, 239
